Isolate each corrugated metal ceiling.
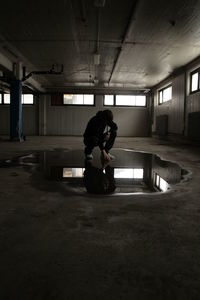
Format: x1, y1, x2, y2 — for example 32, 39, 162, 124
0, 0, 200, 91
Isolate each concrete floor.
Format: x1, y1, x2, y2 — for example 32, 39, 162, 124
0, 136, 200, 300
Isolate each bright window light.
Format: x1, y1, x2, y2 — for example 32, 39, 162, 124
64, 94, 73, 104
159, 91, 163, 103
115, 168, 134, 178
2, 94, 33, 104
0, 94, 2, 104
4, 94, 10, 104
156, 175, 160, 186
116, 95, 136, 106
104, 94, 146, 106
63, 168, 73, 177
83, 94, 94, 105
163, 86, 172, 102
191, 72, 198, 92
133, 168, 144, 179
22, 94, 34, 104
114, 168, 144, 179
159, 86, 172, 104
104, 95, 114, 105
155, 173, 169, 192
63, 168, 85, 178
159, 178, 168, 192
135, 95, 146, 106
75, 95, 83, 104
63, 94, 94, 105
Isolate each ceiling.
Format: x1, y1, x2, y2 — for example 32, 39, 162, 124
0, 0, 200, 92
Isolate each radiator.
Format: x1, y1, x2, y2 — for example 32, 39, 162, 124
188, 112, 200, 141
156, 115, 168, 136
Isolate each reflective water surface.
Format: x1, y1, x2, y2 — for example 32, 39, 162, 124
1, 149, 187, 195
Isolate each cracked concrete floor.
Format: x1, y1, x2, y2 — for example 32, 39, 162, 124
0, 136, 200, 300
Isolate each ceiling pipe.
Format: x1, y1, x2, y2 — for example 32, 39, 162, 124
22, 65, 64, 82
108, 0, 140, 85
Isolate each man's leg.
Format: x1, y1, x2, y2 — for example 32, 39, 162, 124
84, 136, 99, 155
104, 130, 117, 153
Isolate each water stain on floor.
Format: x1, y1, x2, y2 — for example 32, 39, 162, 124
0, 148, 188, 195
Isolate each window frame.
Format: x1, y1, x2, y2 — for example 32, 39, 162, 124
103, 94, 147, 107
190, 68, 200, 94
0, 93, 34, 105
153, 172, 169, 192
0, 94, 10, 105
22, 94, 34, 105
62, 94, 95, 106
114, 168, 144, 179
63, 167, 85, 178
158, 85, 172, 105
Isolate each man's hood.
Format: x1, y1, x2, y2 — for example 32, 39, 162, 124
96, 110, 105, 119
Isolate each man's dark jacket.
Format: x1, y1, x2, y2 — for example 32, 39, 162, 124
83, 111, 118, 140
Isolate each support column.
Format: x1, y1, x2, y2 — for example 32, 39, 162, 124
10, 79, 23, 141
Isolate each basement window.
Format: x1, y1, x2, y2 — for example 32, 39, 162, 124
114, 168, 144, 179
4, 94, 10, 104
153, 173, 169, 192
63, 94, 94, 105
104, 95, 114, 105
190, 69, 200, 93
104, 95, 146, 107
22, 94, 34, 104
63, 168, 85, 178
158, 85, 172, 104
116, 95, 134, 106
0, 94, 34, 105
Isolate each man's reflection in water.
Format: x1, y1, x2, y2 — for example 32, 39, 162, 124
83, 159, 116, 194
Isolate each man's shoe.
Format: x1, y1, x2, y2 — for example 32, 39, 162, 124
107, 153, 115, 160
86, 153, 93, 160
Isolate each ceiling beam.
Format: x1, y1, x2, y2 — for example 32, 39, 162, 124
41, 84, 150, 94
0, 33, 47, 92
68, 0, 80, 54
108, 0, 140, 85
0, 51, 13, 72
0, 50, 45, 92
80, 0, 87, 23
23, 77, 46, 92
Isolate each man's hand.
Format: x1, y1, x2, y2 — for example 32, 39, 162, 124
101, 159, 110, 169
101, 149, 110, 161
104, 132, 110, 141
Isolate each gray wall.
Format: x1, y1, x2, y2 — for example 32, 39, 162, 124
0, 100, 38, 135
0, 105, 9, 134
40, 94, 150, 137
153, 57, 200, 137
153, 73, 185, 135
0, 93, 150, 137
185, 61, 200, 135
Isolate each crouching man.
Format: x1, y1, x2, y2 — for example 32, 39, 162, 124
83, 110, 118, 161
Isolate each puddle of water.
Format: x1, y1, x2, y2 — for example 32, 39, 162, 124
0, 148, 187, 195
